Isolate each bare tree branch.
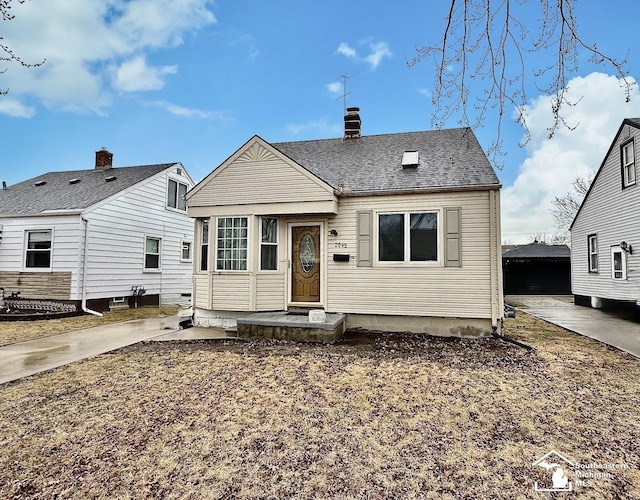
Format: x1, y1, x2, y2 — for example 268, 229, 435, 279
550, 172, 594, 230
409, 0, 633, 167
1, 0, 45, 95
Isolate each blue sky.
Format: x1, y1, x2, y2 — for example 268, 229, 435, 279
2, 0, 640, 242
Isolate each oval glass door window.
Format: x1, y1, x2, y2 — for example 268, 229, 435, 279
300, 234, 315, 274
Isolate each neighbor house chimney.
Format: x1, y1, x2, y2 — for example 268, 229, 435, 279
343, 107, 361, 139
95, 147, 113, 170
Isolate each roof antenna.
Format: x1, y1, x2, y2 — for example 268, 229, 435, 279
335, 73, 350, 115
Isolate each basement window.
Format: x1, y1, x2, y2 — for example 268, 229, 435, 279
402, 151, 419, 168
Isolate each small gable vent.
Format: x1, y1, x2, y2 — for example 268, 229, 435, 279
105, 175, 117, 182
69, 178, 81, 185
176, 167, 183, 176
402, 151, 419, 168
34, 180, 47, 187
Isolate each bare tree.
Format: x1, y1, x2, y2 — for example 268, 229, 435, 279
550, 173, 593, 231
1, 0, 44, 95
409, 0, 633, 166
529, 232, 569, 245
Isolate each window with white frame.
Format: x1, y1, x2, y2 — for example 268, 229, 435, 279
181, 241, 192, 262
144, 236, 161, 270
216, 217, 248, 271
25, 230, 52, 268
611, 245, 627, 280
587, 234, 598, 273
378, 212, 438, 262
260, 217, 278, 271
167, 179, 188, 210
199, 219, 209, 271
622, 140, 636, 187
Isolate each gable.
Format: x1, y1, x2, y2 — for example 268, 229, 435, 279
187, 136, 337, 208
571, 118, 640, 230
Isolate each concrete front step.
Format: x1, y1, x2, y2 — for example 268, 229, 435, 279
237, 311, 346, 343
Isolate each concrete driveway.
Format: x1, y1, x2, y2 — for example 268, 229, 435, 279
506, 295, 640, 358
0, 317, 179, 385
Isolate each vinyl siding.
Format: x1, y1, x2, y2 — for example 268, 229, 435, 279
188, 141, 335, 208
571, 123, 640, 302
0, 215, 81, 299
194, 190, 501, 320
211, 274, 251, 311
256, 273, 286, 310
83, 167, 194, 306
193, 274, 210, 309
325, 192, 497, 318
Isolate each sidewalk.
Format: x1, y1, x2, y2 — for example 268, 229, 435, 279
506, 295, 640, 358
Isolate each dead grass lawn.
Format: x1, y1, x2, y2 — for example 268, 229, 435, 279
0, 313, 638, 499
0, 306, 179, 346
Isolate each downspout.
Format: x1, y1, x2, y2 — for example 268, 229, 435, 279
489, 189, 503, 333
81, 214, 103, 317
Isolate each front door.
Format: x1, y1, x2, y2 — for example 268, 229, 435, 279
291, 225, 321, 303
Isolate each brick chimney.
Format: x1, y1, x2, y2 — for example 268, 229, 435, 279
95, 148, 113, 170
343, 107, 361, 140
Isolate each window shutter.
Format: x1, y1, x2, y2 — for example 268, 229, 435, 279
357, 210, 373, 267
444, 208, 461, 267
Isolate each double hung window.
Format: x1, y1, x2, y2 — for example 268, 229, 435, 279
145, 237, 161, 270
587, 234, 598, 273
260, 217, 278, 271
622, 140, 636, 187
25, 230, 52, 268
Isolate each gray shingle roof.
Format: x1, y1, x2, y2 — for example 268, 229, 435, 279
272, 128, 500, 194
0, 164, 174, 216
502, 243, 570, 259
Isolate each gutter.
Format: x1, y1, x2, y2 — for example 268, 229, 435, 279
80, 214, 103, 317
336, 184, 502, 198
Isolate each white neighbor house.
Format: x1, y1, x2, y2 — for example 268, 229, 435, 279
186, 109, 504, 337
0, 149, 195, 312
570, 118, 640, 310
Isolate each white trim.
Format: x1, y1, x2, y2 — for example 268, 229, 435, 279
375, 210, 442, 266
23, 228, 53, 272
214, 215, 250, 272
180, 240, 193, 263
610, 245, 627, 280
166, 176, 189, 212
287, 221, 325, 307
143, 235, 162, 272
259, 216, 279, 272
587, 234, 598, 273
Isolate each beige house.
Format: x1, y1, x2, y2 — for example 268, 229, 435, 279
186, 110, 503, 337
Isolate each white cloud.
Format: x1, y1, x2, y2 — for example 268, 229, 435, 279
327, 81, 342, 95
501, 72, 640, 243
286, 117, 342, 136
0, 99, 36, 118
114, 56, 177, 92
336, 43, 356, 59
335, 40, 391, 70
145, 100, 231, 121
1, 0, 215, 114
364, 42, 391, 70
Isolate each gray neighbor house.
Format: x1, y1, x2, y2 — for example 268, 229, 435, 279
570, 118, 640, 313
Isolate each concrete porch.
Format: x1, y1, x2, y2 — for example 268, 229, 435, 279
236, 311, 346, 343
